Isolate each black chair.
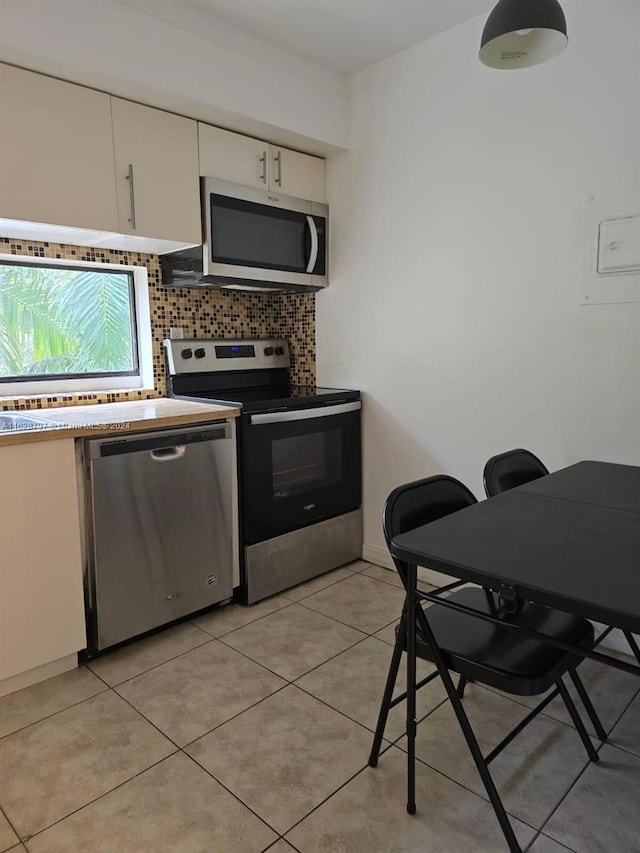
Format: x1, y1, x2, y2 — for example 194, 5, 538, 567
369, 475, 605, 853
483, 447, 548, 495
484, 448, 640, 666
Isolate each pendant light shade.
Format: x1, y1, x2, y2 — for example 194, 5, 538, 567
479, 0, 568, 69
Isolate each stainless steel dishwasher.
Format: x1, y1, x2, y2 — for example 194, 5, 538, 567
84, 422, 235, 650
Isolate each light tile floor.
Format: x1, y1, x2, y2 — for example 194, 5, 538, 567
0, 561, 639, 852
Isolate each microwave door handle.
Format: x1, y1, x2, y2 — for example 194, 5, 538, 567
305, 215, 319, 273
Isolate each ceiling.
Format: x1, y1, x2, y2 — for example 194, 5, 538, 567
185, 0, 495, 73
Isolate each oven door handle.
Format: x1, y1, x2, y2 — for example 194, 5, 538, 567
250, 400, 361, 425
305, 215, 319, 273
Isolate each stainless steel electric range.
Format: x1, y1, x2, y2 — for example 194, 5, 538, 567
164, 338, 362, 603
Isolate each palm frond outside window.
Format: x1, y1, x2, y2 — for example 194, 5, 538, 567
0, 260, 138, 383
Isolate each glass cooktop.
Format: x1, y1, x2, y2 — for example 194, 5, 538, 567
178, 385, 360, 414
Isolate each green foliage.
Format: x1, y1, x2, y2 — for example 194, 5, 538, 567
0, 263, 135, 379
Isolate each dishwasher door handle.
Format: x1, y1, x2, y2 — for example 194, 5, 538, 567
150, 445, 187, 462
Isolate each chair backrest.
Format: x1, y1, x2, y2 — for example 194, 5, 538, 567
483, 448, 549, 498
383, 475, 477, 549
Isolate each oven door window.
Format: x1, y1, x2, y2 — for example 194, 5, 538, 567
272, 430, 341, 500
242, 408, 361, 545
210, 194, 310, 273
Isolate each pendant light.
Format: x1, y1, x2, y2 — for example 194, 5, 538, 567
479, 0, 568, 69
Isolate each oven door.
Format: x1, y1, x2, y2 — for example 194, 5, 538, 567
241, 401, 361, 545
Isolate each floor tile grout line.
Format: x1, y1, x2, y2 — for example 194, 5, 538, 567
290, 680, 399, 743
203, 598, 298, 641
390, 684, 596, 835
4, 557, 636, 852
0, 683, 110, 744
179, 681, 292, 750
598, 738, 640, 760
278, 566, 359, 602
275, 757, 386, 840
535, 754, 596, 851
477, 681, 621, 741
525, 830, 579, 853
293, 571, 409, 634
108, 683, 185, 750
13, 712, 281, 849
92, 597, 303, 691
286, 633, 378, 682
184, 746, 288, 839
88, 633, 218, 689
0, 802, 21, 850
294, 595, 400, 637
264, 839, 301, 853
85, 565, 371, 691
216, 615, 370, 681
281, 738, 538, 846
523, 828, 543, 851
593, 683, 640, 747
98, 574, 403, 698
397, 743, 542, 838
12, 749, 180, 845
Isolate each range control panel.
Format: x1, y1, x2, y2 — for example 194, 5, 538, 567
164, 338, 290, 375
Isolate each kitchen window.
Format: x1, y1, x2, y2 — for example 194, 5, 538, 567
0, 256, 153, 395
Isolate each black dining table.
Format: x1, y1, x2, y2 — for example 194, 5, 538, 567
389, 460, 640, 852
392, 461, 640, 639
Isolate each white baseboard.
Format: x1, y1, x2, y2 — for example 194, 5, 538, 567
362, 543, 393, 569
0, 653, 78, 698
363, 542, 456, 588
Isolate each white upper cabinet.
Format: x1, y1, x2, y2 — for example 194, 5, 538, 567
111, 98, 201, 244
269, 145, 326, 204
198, 123, 326, 203
198, 124, 268, 190
0, 64, 118, 232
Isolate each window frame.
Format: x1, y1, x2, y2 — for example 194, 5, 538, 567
0, 253, 153, 396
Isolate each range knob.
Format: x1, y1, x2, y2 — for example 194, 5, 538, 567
264, 346, 274, 356
275, 346, 285, 356
181, 348, 193, 359
194, 348, 206, 358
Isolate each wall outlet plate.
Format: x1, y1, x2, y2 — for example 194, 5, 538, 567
169, 327, 185, 339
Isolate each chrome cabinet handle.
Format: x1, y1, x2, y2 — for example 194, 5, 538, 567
305, 215, 318, 273
126, 163, 137, 230
274, 150, 282, 187
259, 151, 267, 184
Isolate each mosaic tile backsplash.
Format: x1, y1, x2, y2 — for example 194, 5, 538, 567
0, 237, 315, 410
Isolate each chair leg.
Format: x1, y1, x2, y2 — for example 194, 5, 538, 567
406, 565, 418, 816
556, 678, 599, 763
457, 675, 468, 699
413, 607, 521, 852
568, 669, 607, 742
624, 631, 640, 665
368, 609, 406, 767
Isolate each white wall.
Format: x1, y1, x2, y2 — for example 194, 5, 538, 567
318, 0, 640, 564
0, 0, 348, 153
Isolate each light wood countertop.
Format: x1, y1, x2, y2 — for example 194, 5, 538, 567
0, 398, 238, 447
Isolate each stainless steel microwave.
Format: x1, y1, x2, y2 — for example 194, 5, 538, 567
160, 179, 328, 293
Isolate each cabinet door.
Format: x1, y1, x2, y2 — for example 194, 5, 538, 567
0, 64, 118, 232
269, 145, 326, 203
198, 123, 268, 188
111, 98, 201, 244
0, 439, 85, 686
